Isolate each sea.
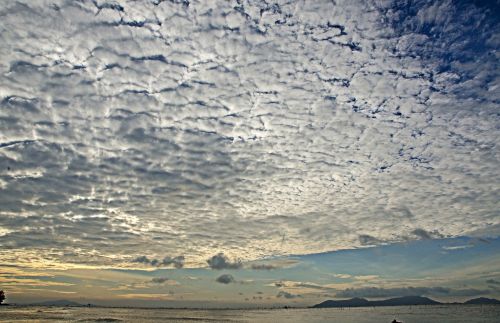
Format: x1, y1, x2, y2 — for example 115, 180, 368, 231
1, 305, 499, 322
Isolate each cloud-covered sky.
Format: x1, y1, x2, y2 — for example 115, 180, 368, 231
0, 0, 498, 306
2, 237, 500, 306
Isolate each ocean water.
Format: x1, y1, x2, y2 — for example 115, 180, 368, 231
1, 305, 499, 322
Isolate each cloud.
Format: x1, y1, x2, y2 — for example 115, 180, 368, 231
118, 293, 174, 300
412, 229, 443, 240
274, 281, 285, 288
215, 274, 235, 284
486, 279, 500, 285
336, 286, 491, 298
161, 256, 185, 269
132, 256, 153, 265
358, 235, 382, 246
150, 277, 169, 284
276, 291, 301, 299
353, 275, 379, 281
248, 259, 299, 270
131, 255, 184, 268
333, 274, 352, 279
207, 253, 242, 270
250, 264, 277, 270
442, 245, 473, 251
271, 280, 331, 291
0, 0, 498, 269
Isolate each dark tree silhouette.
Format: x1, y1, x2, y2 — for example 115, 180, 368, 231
0, 290, 5, 304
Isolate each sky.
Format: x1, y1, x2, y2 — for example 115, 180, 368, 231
0, 0, 499, 307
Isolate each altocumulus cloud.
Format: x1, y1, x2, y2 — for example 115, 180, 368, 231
0, 0, 498, 268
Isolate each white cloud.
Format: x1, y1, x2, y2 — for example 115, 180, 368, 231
0, 0, 498, 269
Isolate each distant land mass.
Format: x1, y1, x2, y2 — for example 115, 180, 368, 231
464, 297, 500, 305
28, 300, 84, 307
312, 296, 500, 308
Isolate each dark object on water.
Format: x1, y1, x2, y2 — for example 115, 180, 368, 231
392, 319, 402, 323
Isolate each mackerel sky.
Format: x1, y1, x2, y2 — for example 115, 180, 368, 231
0, 0, 499, 306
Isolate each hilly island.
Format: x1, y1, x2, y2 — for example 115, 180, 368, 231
312, 296, 500, 308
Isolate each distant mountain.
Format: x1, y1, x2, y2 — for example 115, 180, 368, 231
464, 297, 500, 305
313, 296, 440, 308
313, 297, 371, 308
29, 300, 83, 307
313, 296, 500, 308
372, 296, 441, 306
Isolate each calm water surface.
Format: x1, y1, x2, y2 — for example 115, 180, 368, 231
1, 305, 499, 322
